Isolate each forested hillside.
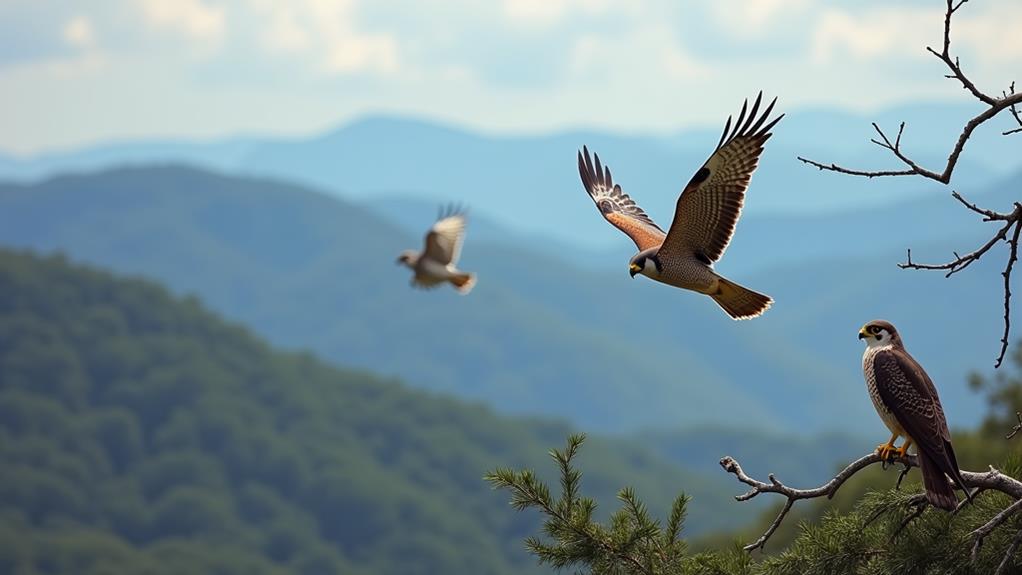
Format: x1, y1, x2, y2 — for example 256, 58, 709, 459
0, 249, 751, 574
0, 165, 1009, 433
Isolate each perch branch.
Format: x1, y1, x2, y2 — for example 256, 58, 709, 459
720, 452, 1022, 553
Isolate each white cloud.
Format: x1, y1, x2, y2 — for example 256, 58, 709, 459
954, 7, 1022, 63
2, 0, 1021, 153
503, 0, 619, 27
63, 16, 96, 49
324, 34, 398, 74
811, 7, 942, 64
709, 0, 812, 38
248, 0, 400, 75
570, 24, 708, 82
810, 3, 1022, 73
139, 0, 225, 42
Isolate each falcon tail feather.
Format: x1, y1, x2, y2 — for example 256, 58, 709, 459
918, 450, 958, 511
450, 272, 476, 295
711, 277, 772, 320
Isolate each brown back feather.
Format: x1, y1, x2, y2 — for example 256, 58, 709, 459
659, 92, 782, 263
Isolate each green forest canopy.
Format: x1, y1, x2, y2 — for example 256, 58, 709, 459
0, 248, 750, 575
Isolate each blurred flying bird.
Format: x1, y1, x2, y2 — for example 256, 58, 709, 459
578, 92, 781, 319
397, 206, 476, 294
859, 319, 971, 511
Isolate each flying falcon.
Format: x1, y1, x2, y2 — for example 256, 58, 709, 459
577, 92, 781, 319
397, 206, 476, 294
859, 319, 972, 511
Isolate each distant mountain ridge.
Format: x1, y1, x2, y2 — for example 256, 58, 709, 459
1, 101, 1017, 250
0, 164, 1005, 436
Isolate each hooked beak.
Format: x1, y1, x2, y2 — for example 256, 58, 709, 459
858, 327, 869, 340
629, 263, 641, 278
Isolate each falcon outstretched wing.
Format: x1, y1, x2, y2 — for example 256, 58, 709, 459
422, 205, 468, 266
659, 92, 782, 263
577, 146, 666, 251
872, 349, 967, 490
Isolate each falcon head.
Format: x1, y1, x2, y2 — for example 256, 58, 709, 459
396, 250, 418, 268
629, 249, 661, 279
858, 319, 899, 347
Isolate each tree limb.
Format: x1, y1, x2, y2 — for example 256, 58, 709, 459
898, 198, 1022, 367
719, 451, 1022, 553
797, 1, 1022, 184
1007, 411, 1022, 440
798, 0, 1021, 367
1004, 82, 1022, 136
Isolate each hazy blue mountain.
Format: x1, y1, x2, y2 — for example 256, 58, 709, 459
0, 165, 1004, 436
370, 169, 1022, 277
0, 248, 757, 575
1, 102, 1017, 250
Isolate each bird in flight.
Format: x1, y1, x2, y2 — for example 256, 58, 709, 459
397, 206, 476, 294
859, 319, 972, 511
577, 92, 781, 319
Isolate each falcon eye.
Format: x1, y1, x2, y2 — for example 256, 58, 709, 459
869, 326, 880, 334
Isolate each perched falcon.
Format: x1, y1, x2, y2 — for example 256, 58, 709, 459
397, 206, 476, 294
859, 320, 972, 511
577, 92, 781, 319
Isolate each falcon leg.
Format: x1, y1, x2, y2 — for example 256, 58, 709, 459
876, 433, 900, 461
895, 439, 913, 458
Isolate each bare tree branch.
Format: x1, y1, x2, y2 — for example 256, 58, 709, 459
797, 0, 1022, 184
1007, 411, 1022, 440
798, 0, 1021, 367
1004, 82, 1022, 136
720, 452, 1022, 554
898, 199, 1022, 367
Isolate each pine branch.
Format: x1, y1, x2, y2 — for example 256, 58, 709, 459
486, 434, 689, 575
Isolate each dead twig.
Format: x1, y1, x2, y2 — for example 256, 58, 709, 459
798, 0, 1021, 368
1004, 82, 1022, 136
1006, 412, 1022, 440
898, 199, 1022, 367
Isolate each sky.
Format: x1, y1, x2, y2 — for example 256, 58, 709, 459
1, 0, 1020, 154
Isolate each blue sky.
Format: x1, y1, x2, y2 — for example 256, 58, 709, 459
1, 0, 1019, 153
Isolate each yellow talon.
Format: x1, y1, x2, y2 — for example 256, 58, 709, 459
876, 433, 900, 461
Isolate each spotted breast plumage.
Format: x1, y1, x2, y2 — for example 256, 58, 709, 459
858, 319, 971, 511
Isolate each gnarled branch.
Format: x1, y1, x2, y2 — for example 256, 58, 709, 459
1007, 411, 1022, 440
720, 451, 1022, 557
797, 0, 1021, 368
899, 198, 1022, 367
1004, 82, 1022, 136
